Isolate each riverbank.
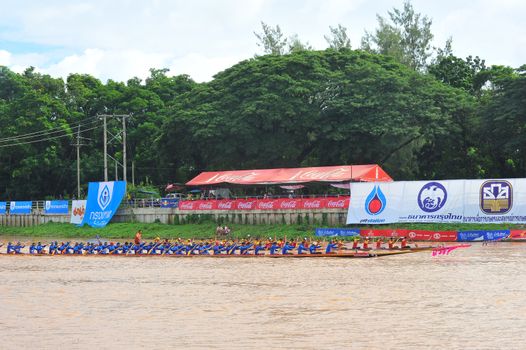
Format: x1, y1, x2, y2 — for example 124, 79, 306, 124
0, 222, 523, 240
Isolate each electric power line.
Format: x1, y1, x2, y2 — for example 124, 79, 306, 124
0, 124, 102, 148
0, 115, 101, 143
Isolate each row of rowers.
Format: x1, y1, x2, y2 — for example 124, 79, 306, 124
2, 237, 411, 255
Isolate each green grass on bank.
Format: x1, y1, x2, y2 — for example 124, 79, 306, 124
0, 221, 524, 241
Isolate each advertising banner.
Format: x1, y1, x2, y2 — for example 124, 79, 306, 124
405, 230, 458, 242
44, 200, 69, 215
9, 201, 32, 215
0, 202, 6, 215
160, 198, 179, 208
347, 180, 464, 224
178, 197, 349, 211
315, 228, 360, 237
457, 230, 510, 242
81, 181, 126, 228
463, 179, 526, 224
70, 200, 87, 224
358, 229, 457, 241
347, 178, 526, 224
359, 229, 409, 238
510, 230, 526, 240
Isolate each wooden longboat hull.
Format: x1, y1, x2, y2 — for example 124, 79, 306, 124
0, 249, 423, 258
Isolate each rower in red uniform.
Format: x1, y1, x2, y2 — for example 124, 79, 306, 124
388, 238, 394, 249
375, 238, 382, 249
352, 237, 359, 250
401, 237, 408, 249
362, 237, 370, 250
134, 230, 142, 245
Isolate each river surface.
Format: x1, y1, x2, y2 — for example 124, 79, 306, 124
1, 241, 525, 349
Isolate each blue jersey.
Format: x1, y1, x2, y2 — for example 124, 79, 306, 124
282, 243, 294, 255
309, 244, 322, 254
298, 244, 308, 254
325, 243, 339, 254
270, 244, 280, 255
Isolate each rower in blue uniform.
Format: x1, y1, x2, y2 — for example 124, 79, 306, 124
29, 243, 37, 254
325, 240, 339, 254
254, 241, 266, 255
297, 242, 309, 254
282, 242, 295, 255
239, 242, 253, 255
36, 242, 46, 254
269, 242, 280, 255
309, 242, 322, 254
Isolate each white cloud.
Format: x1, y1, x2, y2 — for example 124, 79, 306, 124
0, 0, 524, 82
0, 50, 11, 66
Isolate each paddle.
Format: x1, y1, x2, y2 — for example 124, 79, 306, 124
162, 243, 173, 256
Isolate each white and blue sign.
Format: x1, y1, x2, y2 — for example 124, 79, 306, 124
457, 230, 510, 242
81, 181, 126, 228
0, 202, 6, 215
315, 228, 360, 237
160, 198, 179, 208
10, 201, 32, 215
44, 200, 69, 215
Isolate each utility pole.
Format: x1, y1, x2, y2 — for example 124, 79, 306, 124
99, 113, 131, 183
103, 114, 108, 181
72, 125, 89, 198
122, 115, 127, 182
132, 160, 135, 186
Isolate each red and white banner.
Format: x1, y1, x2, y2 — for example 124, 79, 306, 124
178, 197, 349, 211
510, 230, 526, 240
359, 229, 457, 241
186, 165, 392, 186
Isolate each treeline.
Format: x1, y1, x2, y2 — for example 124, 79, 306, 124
0, 2, 524, 200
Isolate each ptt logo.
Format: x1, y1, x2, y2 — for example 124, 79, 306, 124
364, 185, 386, 215
417, 182, 447, 213
480, 180, 512, 214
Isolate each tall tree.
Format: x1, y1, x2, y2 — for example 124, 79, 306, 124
361, 0, 433, 71
254, 22, 288, 55
324, 24, 352, 50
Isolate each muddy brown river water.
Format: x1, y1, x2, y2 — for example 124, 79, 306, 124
1, 241, 525, 349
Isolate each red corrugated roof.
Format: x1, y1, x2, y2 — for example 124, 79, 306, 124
186, 164, 392, 186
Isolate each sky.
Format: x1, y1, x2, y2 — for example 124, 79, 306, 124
0, 0, 524, 83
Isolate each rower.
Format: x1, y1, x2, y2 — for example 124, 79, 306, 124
269, 242, 280, 255
352, 237, 359, 250
388, 238, 395, 249
281, 241, 294, 255
254, 241, 266, 255
239, 242, 253, 255
401, 237, 409, 249
36, 242, 46, 254
29, 243, 37, 254
362, 237, 370, 250
6, 242, 14, 254
49, 241, 58, 255
297, 242, 309, 254
309, 242, 322, 254
375, 238, 382, 250
325, 240, 339, 254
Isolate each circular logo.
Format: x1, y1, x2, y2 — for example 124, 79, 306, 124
433, 233, 441, 240
417, 182, 447, 213
408, 231, 416, 238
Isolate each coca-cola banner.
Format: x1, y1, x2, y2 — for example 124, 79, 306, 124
178, 197, 349, 211
186, 165, 393, 186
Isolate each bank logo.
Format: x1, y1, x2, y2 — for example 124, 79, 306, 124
418, 182, 447, 213
97, 182, 113, 210
365, 185, 386, 215
480, 180, 512, 214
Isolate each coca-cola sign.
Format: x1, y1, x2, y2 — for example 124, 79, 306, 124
217, 201, 234, 209
303, 199, 322, 209
327, 199, 348, 208
237, 201, 256, 210
280, 200, 298, 209
178, 197, 349, 211
198, 202, 213, 210
258, 201, 275, 209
